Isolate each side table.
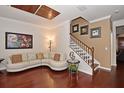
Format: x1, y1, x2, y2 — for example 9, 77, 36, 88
0, 58, 7, 75
0, 58, 4, 63
0, 58, 6, 71
67, 59, 80, 79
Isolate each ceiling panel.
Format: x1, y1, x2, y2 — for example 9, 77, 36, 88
36, 5, 60, 20
11, 5, 40, 14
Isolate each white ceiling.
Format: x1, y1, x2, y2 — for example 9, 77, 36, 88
0, 5, 124, 28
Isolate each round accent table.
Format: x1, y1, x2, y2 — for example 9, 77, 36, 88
0, 58, 5, 74
0, 58, 4, 63
67, 59, 80, 80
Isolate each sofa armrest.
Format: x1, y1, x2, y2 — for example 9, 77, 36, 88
6, 57, 12, 64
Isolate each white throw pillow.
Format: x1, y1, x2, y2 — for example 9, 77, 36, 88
22, 53, 28, 61
43, 53, 49, 59
60, 54, 64, 61
7, 56, 12, 64
50, 52, 55, 59
27, 52, 36, 61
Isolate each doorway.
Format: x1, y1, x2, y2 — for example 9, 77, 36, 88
116, 25, 124, 65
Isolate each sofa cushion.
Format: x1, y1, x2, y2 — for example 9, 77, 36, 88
43, 53, 49, 59
11, 54, 22, 64
50, 60, 68, 67
42, 59, 52, 63
7, 56, 12, 64
7, 61, 29, 69
22, 53, 28, 61
54, 53, 60, 61
27, 53, 36, 61
29, 59, 41, 65
36, 53, 44, 59
51, 52, 65, 61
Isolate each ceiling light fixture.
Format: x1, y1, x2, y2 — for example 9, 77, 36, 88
48, 11, 52, 19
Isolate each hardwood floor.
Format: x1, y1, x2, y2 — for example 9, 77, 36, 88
0, 64, 124, 88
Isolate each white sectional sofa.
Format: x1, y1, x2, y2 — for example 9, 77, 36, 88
6, 52, 68, 72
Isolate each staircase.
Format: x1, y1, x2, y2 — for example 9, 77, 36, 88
70, 33, 99, 75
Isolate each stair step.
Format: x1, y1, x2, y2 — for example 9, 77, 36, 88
70, 43, 75, 45
76, 50, 84, 52
76, 50, 84, 55
84, 56, 90, 59
80, 52, 86, 54
70, 42, 75, 44
90, 63, 99, 69
73, 48, 80, 50
70, 45, 77, 47
81, 56, 90, 61
70, 42, 76, 44
70, 45, 77, 46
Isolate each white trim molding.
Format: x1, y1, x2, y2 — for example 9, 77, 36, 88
99, 66, 111, 71
111, 64, 117, 66
90, 15, 111, 23
0, 16, 49, 30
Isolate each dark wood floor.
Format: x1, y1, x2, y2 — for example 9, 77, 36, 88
0, 63, 124, 88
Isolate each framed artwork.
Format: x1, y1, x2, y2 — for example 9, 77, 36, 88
6, 32, 33, 49
72, 24, 79, 33
80, 25, 88, 35
90, 27, 101, 38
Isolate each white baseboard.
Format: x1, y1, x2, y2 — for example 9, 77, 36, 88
111, 63, 117, 66
99, 66, 111, 71
78, 68, 92, 76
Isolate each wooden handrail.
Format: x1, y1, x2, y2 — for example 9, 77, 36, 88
70, 33, 93, 50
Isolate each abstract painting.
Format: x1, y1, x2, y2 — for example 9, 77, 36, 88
6, 32, 33, 49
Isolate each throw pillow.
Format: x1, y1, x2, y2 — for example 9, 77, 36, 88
54, 53, 60, 61
36, 53, 44, 59
27, 53, 36, 61
22, 53, 28, 61
11, 54, 22, 64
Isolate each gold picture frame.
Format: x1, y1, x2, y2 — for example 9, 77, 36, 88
72, 24, 79, 33
80, 25, 88, 35
90, 27, 101, 38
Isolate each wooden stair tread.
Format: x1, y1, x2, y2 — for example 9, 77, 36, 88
90, 63, 99, 69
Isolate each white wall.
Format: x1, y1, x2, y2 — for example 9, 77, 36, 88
0, 17, 93, 75
50, 21, 70, 54
50, 21, 92, 75
0, 17, 49, 58
112, 19, 124, 66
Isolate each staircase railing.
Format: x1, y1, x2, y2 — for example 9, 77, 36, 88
70, 33, 95, 71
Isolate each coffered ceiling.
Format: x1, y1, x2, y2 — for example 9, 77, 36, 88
11, 5, 40, 14
0, 5, 124, 29
11, 5, 60, 20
